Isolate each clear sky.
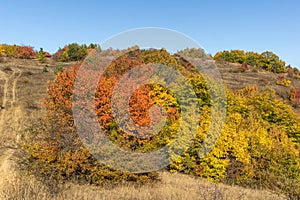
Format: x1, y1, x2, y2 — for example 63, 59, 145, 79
1, 0, 299, 67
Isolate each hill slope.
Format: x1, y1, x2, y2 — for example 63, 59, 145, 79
0, 57, 294, 199
216, 60, 300, 110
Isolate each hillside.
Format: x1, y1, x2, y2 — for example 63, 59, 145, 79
216, 60, 300, 110
0, 55, 298, 199
0, 57, 75, 194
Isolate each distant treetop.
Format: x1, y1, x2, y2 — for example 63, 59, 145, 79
52, 43, 100, 62
0, 44, 37, 59
176, 48, 208, 59
214, 50, 290, 74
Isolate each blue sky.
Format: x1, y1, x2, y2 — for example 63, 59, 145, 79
0, 0, 299, 67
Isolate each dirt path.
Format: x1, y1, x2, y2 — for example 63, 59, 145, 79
0, 67, 22, 190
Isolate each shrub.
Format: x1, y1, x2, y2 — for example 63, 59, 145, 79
289, 88, 300, 109
0, 44, 37, 59
290, 88, 300, 101
38, 48, 46, 63
17, 46, 37, 59
293, 67, 299, 74
278, 74, 285, 79
286, 67, 294, 78
0, 44, 5, 55
4, 44, 19, 57
241, 62, 249, 72
43, 66, 48, 73
44, 52, 52, 57
276, 79, 291, 87
54, 64, 63, 75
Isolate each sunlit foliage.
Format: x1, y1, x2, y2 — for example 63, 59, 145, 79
214, 50, 287, 73
20, 48, 300, 197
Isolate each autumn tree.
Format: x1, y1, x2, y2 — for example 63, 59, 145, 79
214, 50, 288, 74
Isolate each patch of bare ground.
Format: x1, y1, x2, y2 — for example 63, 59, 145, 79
0, 58, 75, 198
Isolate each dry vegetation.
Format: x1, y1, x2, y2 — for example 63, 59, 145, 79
0, 172, 285, 200
0, 57, 296, 199
216, 60, 300, 102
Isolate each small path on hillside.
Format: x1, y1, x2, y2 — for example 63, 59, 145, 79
1, 70, 15, 109
0, 67, 22, 190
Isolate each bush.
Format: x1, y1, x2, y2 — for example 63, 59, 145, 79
0, 44, 5, 55
0, 44, 37, 59
17, 46, 37, 59
42, 66, 48, 73
276, 79, 291, 87
38, 48, 46, 63
54, 64, 63, 75
3, 44, 19, 57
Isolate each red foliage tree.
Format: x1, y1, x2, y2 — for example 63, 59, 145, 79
17, 46, 37, 59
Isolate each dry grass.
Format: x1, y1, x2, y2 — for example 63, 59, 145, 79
216, 61, 300, 104
0, 172, 286, 200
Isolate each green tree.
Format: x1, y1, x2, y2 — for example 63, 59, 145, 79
260, 51, 286, 73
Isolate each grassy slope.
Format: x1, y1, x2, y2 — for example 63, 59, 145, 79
216, 60, 300, 109
0, 57, 292, 199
